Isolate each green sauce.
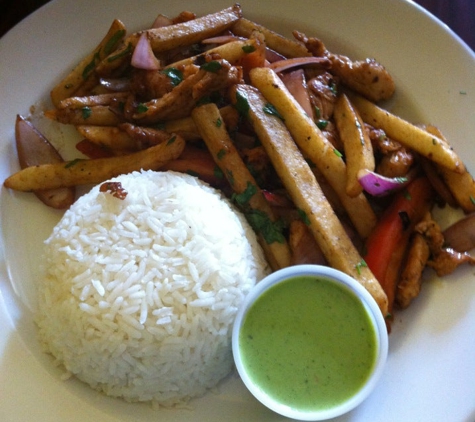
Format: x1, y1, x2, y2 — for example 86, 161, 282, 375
239, 276, 377, 411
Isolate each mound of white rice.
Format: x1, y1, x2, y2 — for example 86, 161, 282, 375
36, 170, 269, 406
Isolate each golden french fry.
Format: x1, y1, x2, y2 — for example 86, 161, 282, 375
153, 105, 239, 141
231, 18, 310, 59
349, 93, 465, 173
232, 83, 388, 315
45, 106, 121, 126
97, 5, 243, 76
333, 93, 375, 197
50, 19, 126, 107
168, 38, 258, 69
192, 102, 291, 270
249, 67, 377, 239
57, 93, 128, 109
424, 125, 475, 213
4, 135, 185, 191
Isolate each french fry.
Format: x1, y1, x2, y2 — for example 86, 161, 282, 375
424, 125, 475, 213
348, 93, 465, 173
50, 19, 126, 107
168, 38, 258, 69
231, 18, 310, 59
162, 105, 240, 141
333, 93, 375, 197
97, 5, 243, 76
4, 135, 185, 191
249, 67, 377, 239
45, 106, 121, 126
231, 83, 388, 315
191, 103, 291, 270
57, 93, 128, 109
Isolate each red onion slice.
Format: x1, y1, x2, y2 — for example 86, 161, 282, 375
201, 35, 244, 44
358, 168, 413, 197
281, 69, 314, 118
268, 56, 331, 74
131, 33, 161, 70
151, 14, 173, 29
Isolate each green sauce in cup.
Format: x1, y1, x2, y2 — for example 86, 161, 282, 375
238, 273, 379, 414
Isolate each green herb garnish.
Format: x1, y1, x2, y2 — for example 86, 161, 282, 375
214, 166, 224, 179
200, 60, 222, 73
136, 103, 149, 113
232, 182, 257, 206
106, 43, 132, 62
263, 103, 284, 120
298, 209, 311, 226
104, 29, 126, 56
355, 259, 368, 275
217, 148, 226, 160
316, 119, 329, 130
82, 52, 100, 80
65, 158, 83, 169
246, 209, 286, 244
166, 135, 177, 145
242, 44, 256, 54
81, 106, 92, 120
235, 91, 250, 117
161, 67, 184, 86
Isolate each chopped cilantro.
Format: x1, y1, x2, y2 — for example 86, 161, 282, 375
65, 158, 83, 169
82, 52, 100, 80
200, 60, 222, 73
235, 91, 250, 117
136, 103, 149, 113
226, 169, 235, 186
161, 67, 184, 87
297, 209, 310, 226
104, 29, 126, 56
263, 103, 284, 120
314, 106, 321, 119
242, 44, 256, 54
166, 135, 177, 145
107, 43, 132, 62
217, 148, 226, 160
81, 106, 92, 120
245, 209, 286, 244
213, 166, 224, 179
355, 259, 368, 275
232, 182, 257, 206
316, 119, 329, 130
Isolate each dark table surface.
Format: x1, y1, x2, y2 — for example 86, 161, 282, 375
1, 0, 474, 51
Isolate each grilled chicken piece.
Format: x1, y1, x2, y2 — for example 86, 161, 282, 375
307, 72, 338, 120
133, 56, 243, 123
376, 147, 415, 178
415, 214, 475, 277
293, 30, 395, 102
396, 231, 431, 308
289, 220, 326, 265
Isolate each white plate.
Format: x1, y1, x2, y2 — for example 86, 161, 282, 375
0, 0, 474, 421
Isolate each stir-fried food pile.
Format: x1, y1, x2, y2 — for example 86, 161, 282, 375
4, 4, 475, 327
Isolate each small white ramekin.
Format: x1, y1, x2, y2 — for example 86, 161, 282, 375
232, 264, 388, 421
